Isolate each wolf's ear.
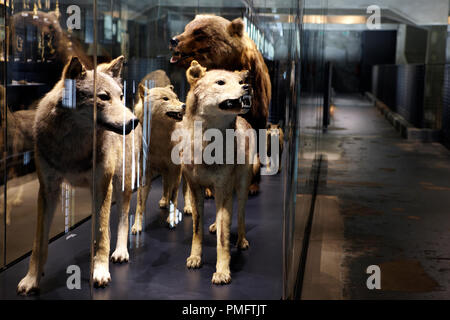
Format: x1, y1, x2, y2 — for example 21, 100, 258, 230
228, 18, 244, 37
64, 56, 85, 80
51, 9, 61, 20
138, 84, 150, 100
186, 60, 206, 85
101, 56, 124, 79
238, 70, 249, 81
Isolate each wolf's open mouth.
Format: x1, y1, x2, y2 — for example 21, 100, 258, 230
166, 111, 184, 121
219, 95, 252, 113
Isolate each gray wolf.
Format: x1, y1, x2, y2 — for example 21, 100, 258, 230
17, 56, 141, 294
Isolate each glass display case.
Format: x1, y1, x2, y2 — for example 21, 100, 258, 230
0, 0, 326, 300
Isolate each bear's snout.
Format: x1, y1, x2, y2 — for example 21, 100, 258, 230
170, 37, 179, 48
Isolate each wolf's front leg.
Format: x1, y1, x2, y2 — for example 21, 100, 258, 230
182, 176, 193, 215
212, 190, 233, 285
166, 170, 182, 225
132, 170, 152, 234
93, 178, 113, 287
17, 175, 61, 295
159, 172, 170, 209
111, 188, 131, 263
186, 186, 204, 269
236, 178, 250, 250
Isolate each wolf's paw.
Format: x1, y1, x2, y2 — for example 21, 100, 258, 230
205, 188, 214, 199
159, 198, 169, 209
131, 221, 142, 235
186, 255, 202, 269
93, 264, 111, 287
237, 238, 250, 250
17, 274, 39, 295
111, 248, 129, 263
209, 222, 217, 234
184, 205, 193, 215
249, 183, 259, 196
212, 272, 231, 285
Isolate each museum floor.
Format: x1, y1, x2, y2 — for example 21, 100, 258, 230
299, 95, 450, 299
0, 174, 283, 299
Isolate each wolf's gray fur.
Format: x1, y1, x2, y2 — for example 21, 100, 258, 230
17, 56, 141, 295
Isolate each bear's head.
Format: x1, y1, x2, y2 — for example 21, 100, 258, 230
170, 15, 245, 69
139, 84, 186, 122
186, 60, 251, 117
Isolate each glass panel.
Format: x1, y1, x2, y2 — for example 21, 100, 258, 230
290, 0, 328, 299
0, 0, 306, 300
0, 0, 95, 298
0, 0, 5, 269
90, 0, 303, 299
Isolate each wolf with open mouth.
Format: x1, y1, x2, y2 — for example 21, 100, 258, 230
131, 84, 189, 233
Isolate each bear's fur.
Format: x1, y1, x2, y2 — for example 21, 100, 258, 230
139, 69, 172, 89
170, 15, 271, 131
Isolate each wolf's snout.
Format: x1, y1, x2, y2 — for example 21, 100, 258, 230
124, 117, 140, 135
99, 116, 139, 135
181, 104, 186, 110
242, 84, 249, 90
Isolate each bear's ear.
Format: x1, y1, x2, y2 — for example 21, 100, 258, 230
166, 84, 175, 91
64, 56, 86, 80
228, 18, 244, 37
99, 56, 124, 79
186, 60, 206, 85
138, 83, 150, 100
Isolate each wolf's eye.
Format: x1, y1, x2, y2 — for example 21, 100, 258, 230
216, 80, 225, 86
163, 97, 169, 101
239, 80, 244, 85
120, 94, 124, 100
98, 93, 110, 101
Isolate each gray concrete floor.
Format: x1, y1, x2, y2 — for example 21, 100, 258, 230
302, 94, 450, 299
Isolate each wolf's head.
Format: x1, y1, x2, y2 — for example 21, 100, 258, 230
186, 60, 251, 118
139, 84, 185, 122
61, 56, 138, 135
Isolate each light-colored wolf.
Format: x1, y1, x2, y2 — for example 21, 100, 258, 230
182, 60, 257, 284
131, 84, 186, 233
17, 56, 141, 295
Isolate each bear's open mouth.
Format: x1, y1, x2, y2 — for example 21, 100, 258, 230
219, 95, 252, 113
170, 51, 194, 64
166, 111, 184, 121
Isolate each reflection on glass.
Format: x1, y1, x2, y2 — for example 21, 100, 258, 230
3, 0, 94, 265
